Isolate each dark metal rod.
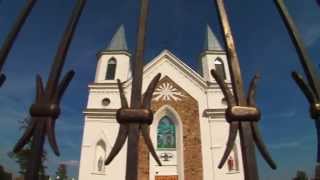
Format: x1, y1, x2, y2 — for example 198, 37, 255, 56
125, 126, 140, 180
275, 0, 320, 97
125, 0, 150, 179
0, 0, 37, 84
215, 0, 246, 104
275, 0, 320, 164
130, 0, 149, 108
45, 0, 86, 97
25, 120, 45, 180
214, 0, 259, 179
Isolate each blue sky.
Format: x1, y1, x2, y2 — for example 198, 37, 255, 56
0, 0, 319, 179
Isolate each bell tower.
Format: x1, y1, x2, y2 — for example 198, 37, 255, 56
200, 25, 230, 83
95, 25, 131, 83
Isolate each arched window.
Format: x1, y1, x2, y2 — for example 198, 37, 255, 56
106, 58, 117, 80
157, 116, 176, 149
95, 140, 106, 173
214, 58, 226, 80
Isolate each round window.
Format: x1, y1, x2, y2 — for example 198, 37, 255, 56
102, 98, 111, 106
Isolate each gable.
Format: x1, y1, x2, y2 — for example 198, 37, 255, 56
143, 50, 207, 89
123, 50, 208, 101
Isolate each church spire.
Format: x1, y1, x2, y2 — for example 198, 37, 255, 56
106, 25, 128, 51
204, 24, 224, 51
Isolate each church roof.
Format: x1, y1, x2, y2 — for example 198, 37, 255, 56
106, 25, 128, 51
204, 24, 224, 51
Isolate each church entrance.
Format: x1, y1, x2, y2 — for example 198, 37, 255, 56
155, 176, 179, 180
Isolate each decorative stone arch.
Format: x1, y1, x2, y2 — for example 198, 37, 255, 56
150, 105, 184, 180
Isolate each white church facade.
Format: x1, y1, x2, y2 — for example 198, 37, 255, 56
78, 24, 245, 180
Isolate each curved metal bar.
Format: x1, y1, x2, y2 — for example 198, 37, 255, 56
143, 73, 161, 109
251, 122, 277, 169
141, 124, 162, 166
0, 74, 6, 87
13, 118, 36, 153
46, 0, 86, 97
46, 118, 60, 156
211, 69, 236, 107
218, 122, 239, 169
0, 0, 37, 85
292, 71, 317, 104
36, 75, 45, 102
105, 124, 129, 165
117, 79, 129, 108
247, 74, 260, 107
275, 0, 320, 97
54, 70, 75, 103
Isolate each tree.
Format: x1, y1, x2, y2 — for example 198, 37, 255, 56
8, 117, 47, 178
293, 170, 308, 180
55, 164, 68, 180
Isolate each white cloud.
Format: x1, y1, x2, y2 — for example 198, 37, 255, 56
60, 160, 79, 167
269, 141, 301, 149
302, 24, 320, 46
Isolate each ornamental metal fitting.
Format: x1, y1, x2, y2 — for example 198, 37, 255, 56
104, 0, 162, 179
116, 108, 154, 125
226, 106, 261, 123
0, 0, 37, 86
275, 0, 320, 162
292, 72, 320, 120
105, 76, 162, 168
12, 1, 86, 180
211, 70, 276, 170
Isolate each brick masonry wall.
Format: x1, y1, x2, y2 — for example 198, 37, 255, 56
138, 76, 203, 180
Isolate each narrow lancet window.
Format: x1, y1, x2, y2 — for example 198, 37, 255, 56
157, 116, 176, 150
95, 140, 106, 173
214, 58, 226, 80
106, 58, 117, 80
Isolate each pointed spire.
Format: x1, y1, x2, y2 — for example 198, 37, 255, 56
204, 24, 224, 51
106, 25, 128, 51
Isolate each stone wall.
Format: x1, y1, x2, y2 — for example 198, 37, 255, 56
138, 76, 203, 180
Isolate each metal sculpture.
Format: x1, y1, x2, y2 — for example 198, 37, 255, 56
275, 0, 320, 177
104, 0, 162, 179
0, 0, 37, 86
211, 0, 276, 179
12, 0, 86, 180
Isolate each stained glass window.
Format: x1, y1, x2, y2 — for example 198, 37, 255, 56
157, 116, 176, 149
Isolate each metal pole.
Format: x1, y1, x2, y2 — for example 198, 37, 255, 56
275, 0, 320, 179
212, 1, 276, 179
214, 1, 258, 179
104, 0, 162, 179
0, 0, 37, 86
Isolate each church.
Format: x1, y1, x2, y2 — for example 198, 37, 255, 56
78, 24, 245, 180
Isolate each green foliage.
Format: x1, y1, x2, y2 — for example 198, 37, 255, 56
8, 117, 47, 177
293, 170, 308, 180
55, 164, 68, 180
